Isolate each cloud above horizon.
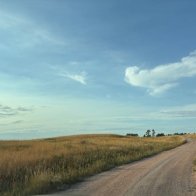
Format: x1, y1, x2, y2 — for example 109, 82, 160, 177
125, 51, 196, 95
0, 104, 32, 117
59, 71, 87, 85
160, 104, 196, 118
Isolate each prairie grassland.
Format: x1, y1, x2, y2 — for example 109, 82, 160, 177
188, 134, 196, 139
0, 134, 185, 196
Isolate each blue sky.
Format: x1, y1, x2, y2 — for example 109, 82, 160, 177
0, 0, 196, 139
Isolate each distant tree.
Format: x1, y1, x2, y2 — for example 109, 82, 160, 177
126, 133, 138, 137
152, 129, 156, 137
174, 132, 186, 135
174, 132, 181, 135
156, 133, 165, 137
145, 130, 151, 137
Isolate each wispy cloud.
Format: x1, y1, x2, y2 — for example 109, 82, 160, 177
125, 51, 196, 96
0, 105, 16, 116
98, 104, 196, 121
0, 104, 32, 117
0, 10, 64, 49
0, 11, 23, 29
160, 104, 196, 118
0, 120, 23, 126
59, 71, 87, 85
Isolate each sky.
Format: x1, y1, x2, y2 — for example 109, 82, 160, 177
0, 0, 196, 139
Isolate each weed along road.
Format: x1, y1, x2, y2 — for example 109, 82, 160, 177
41, 140, 196, 196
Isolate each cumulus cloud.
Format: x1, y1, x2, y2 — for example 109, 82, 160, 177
125, 51, 196, 95
59, 71, 87, 85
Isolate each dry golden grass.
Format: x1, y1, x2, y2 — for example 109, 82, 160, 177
0, 134, 186, 195
187, 133, 196, 139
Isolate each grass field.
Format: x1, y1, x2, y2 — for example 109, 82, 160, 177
0, 134, 186, 196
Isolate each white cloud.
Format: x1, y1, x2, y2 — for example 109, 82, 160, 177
59, 71, 87, 85
125, 51, 196, 95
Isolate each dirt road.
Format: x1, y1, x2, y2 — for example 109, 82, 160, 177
42, 140, 196, 196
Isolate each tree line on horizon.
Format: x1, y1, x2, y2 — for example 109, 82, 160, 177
126, 130, 189, 137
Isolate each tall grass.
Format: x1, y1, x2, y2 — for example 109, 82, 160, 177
0, 134, 185, 195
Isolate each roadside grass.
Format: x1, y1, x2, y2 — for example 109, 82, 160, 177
0, 134, 186, 195
188, 134, 196, 139
194, 159, 196, 168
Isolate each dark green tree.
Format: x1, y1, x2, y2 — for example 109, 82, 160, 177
152, 129, 156, 137
145, 129, 151, 137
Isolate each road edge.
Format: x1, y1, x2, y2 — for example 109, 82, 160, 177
192, 159, 196, 193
